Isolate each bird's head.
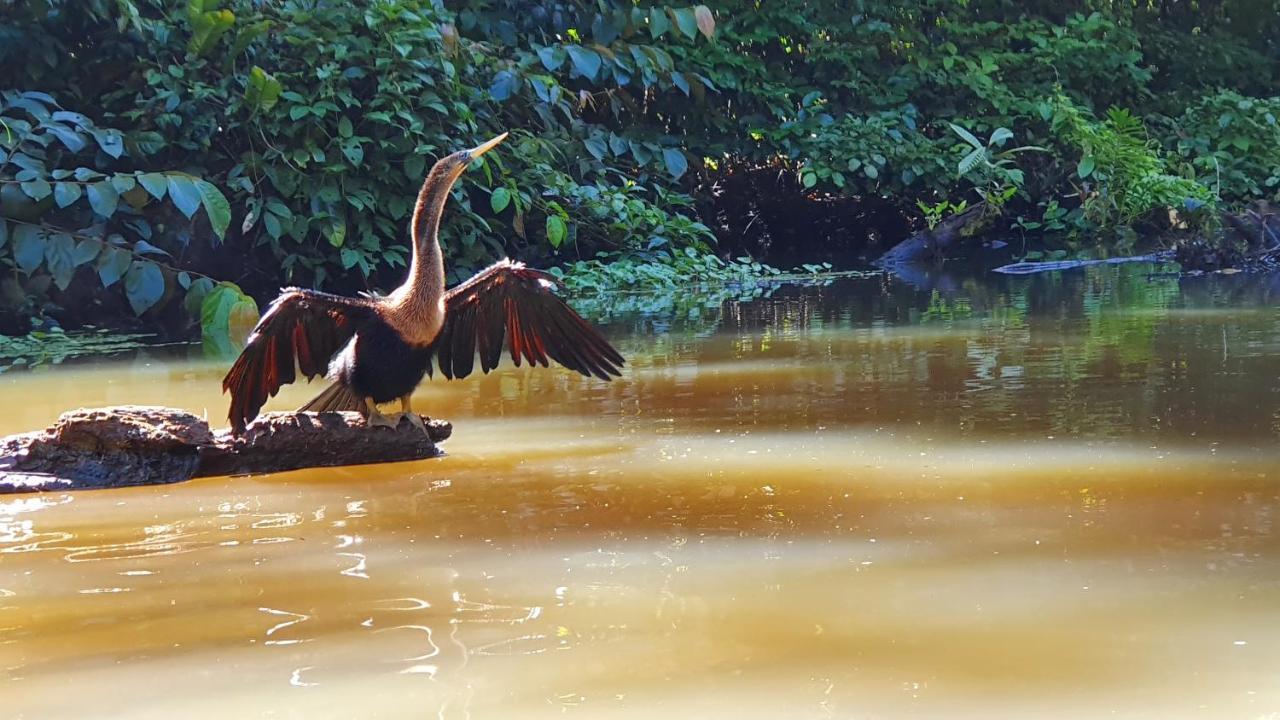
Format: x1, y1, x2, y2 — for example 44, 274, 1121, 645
430, 132, 509, 190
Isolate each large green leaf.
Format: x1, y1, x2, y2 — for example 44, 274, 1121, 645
12, 224, 46, 274
137, 173, 168, 200
86, 181, 120, 217
167, 175, 201, 218
244, 65, 282, 113
96, 245, 132, 288
195, 180, 231, 239
662, 148, 689, 179
671, 8, 699, 40
546, 215, 567, 248
44, 232, 77, 290
567, 46, 602, 80
124, 260, 165, 315
53, 182, 82, 209
649, 7, 671, 38
490, 187, 511, 213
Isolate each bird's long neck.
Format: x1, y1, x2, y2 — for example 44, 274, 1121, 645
384, 172, 452, 344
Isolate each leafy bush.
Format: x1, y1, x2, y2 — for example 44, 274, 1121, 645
0, 90, 232, 324
1166, 90, 1280, 202
1050, 95, 1214, 227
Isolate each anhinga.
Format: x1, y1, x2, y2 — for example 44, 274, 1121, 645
222, 133, 624, 434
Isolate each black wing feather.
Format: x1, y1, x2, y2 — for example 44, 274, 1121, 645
222, 288, 375, 433
428, 259, 624, 381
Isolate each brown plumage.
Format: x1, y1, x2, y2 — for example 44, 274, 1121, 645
222, 133, 624, 434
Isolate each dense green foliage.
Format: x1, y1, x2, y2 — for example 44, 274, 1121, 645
2, 0, 1278, 334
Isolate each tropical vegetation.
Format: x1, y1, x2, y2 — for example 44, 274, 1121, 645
2, 0, 1278, 337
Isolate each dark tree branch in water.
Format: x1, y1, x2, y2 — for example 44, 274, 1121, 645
0, 406, 451, 494
873, 203, 990, 270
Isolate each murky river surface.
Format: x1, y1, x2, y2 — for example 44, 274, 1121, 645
2, 266, 1279, 719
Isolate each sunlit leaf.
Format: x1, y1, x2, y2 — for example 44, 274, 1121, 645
194, 179, 231, 239
490, 187, 511, 213
546, 215, 567, 248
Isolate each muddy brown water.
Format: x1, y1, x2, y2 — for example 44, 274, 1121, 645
2, 267, 1278, 718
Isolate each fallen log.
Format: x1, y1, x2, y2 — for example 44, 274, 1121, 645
873, 202, 990, 269
0, 406, 451, 494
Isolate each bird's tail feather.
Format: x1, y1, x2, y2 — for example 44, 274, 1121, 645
298, 383, 363, 414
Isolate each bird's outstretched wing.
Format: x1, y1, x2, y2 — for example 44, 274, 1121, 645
223, 288, 376, 433
428, 259, 624, 381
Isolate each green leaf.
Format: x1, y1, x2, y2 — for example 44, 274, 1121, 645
989, 127, 1014, 147
948, 122, 985, 151
20, 179, 52, 201
184, 277, 215, 319
124, 260, 165, 315
167, 175, 201, 218
44, 232, 77, 290
86, 181, 120, 217
546, 215, 567, 248
566, 46, 602, 80
959, 148, 984, 176
341, 141, 364, 167
97, 246, 132, 287
537, 46, 566, 71
1077, 156, 1096, 179
111, 175, 137, 194
195, 180, 231, 239
489, 70, 519, 101
802, 172, 817, 188
73, 238, 100, 265
188, 8, 234, 57
54, 182, 83, 208
491, 187, 511, 213
662, 147, 688, 179
12, 224, 45, 274
672, 8, 698, 40
337, 116, 353, 138
138, 172, 168, 200
244, 66, 283, 113
404, 155, 426, 180
649, 7, 671, 38
584, 136, 608, 161
324, 218, 346, 247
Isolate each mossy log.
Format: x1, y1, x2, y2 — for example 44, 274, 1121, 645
0, 406, 451, 494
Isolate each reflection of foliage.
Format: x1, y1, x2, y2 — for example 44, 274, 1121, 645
0, 327, 154, 372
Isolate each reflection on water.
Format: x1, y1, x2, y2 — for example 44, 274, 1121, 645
1, 265, 1279, 719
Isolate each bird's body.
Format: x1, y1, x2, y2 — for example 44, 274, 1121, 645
222, 133, 624, 433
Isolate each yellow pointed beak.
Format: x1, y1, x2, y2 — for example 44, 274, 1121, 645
466, 132, 509, 160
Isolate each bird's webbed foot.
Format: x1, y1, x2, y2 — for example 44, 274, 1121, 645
397, 395, 430, 435
363, 398, 399, 430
